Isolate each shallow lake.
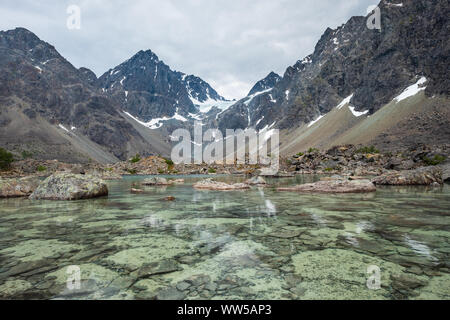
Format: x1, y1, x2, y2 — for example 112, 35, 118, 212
0, 175, 449, 300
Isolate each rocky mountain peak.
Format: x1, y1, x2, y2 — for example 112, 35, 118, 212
248, 72, 281, 96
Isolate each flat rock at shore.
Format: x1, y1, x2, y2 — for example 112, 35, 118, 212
193, 179, 250, 191
277, 178, 376, 193
0, 177, 40, 198
29, 173, 108, 201
372, 166, 443, 185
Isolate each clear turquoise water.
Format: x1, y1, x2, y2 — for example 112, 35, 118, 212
0, 175, 449, 300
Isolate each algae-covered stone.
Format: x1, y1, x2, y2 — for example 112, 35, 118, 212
193, 179, 250, 191
278, 179, 376, 193
29, 173, 108, 200
0, 177, 40, 198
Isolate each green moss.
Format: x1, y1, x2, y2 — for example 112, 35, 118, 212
36, 165, 47, 172
308, 148, 319, 154
130, 154, 141, 163
21, 150, 33, 159
324, 168, 334, 172
423, 155, 446, 166
296, 152, 305, 157
0, 147, 14, 171
208, 168, 217, 174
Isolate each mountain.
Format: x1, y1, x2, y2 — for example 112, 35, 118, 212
0, 28, 169, 163
98, 50, 229, 128
216, 0, 450, 153
247, 72, 281, 96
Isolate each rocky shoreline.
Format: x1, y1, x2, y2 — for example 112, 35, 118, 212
1, 144, 449, 200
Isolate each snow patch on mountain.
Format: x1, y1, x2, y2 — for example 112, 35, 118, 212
394, 77, 427, 103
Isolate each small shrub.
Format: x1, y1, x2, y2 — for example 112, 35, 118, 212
127, 169, 137, 175
158, 169, 165, 174
0, 147, 14, 171
308, 148, 319, 153
324, 167, 334, 172
356, 146, 379, 154
21, 150, 33, 159
296, 152, 305, 157
130, 154, 141, 163
164, 158, 174, 170
36, 165, 47, 172
423, 155, 446, 166
208, 168, 217, 174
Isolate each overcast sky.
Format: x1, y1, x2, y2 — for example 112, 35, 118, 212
0, 0, 376, 99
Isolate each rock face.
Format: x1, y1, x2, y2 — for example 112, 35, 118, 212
29, 173, 108, 200
98, 50, 228, 124
247, 72, 281, 96
0, 177, 40, 198
0, 28, 161, 163
441, 162, 450, 183
372, 167, 443, 185
216, 0, 449, 133
193, 179, 250, 191
277, 179, 376, 193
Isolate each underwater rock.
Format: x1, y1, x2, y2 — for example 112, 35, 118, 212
245, 176, 267, 186
372, 166, 443, 185
277, 178, 376, 193
0, 176, 40, 198
156, 287, 186, 300
29, 173, 108, 200
193, 179, 250, 191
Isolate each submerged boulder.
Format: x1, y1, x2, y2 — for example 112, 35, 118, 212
29, 173, 108, 200
277, 179, 376, 194
245, 176, 267, 186
372, 166, 443, 186
0, 177, 40, 198
193, 179, 250, 191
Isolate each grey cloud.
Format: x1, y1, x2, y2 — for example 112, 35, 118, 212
0, 0, 376, 99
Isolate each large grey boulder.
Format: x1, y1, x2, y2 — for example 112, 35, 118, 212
0, 177, 40, 198
29, 173, 108, 200
372, 166, 443, 186
277, 179, 376, 194
142, 177, 170, 186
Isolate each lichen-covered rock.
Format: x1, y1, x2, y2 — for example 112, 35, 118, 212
29, 173, 108, 200
277, 179, 376, 193
142, 177, 169, 186
441, 162, 450, 183
0, 177, 40, 198
245, 176, 267, 186
193, 179, 250, 191
372, 167, 443, 185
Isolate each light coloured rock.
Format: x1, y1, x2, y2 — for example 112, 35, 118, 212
245, 176, 267, 185
277, 179, 376, 193
29, 173, 108, 200
193, 179, 250, 191
142, 177, 169, 186
0, 177, 40, 198
372, 166, 443, 185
